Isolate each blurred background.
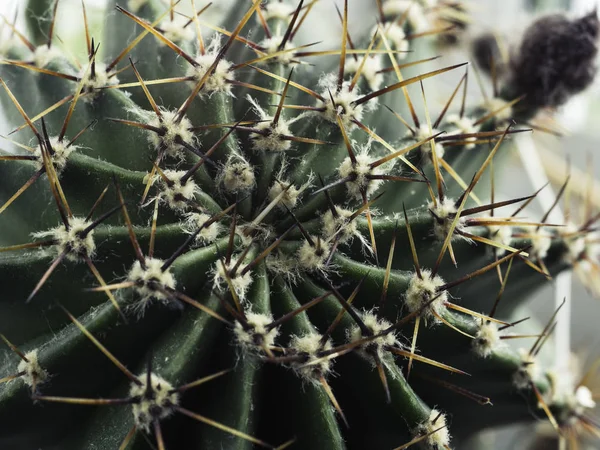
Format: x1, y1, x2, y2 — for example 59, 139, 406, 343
1, 0, 600, 448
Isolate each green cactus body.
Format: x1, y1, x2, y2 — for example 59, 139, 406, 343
0, 1, 597, 449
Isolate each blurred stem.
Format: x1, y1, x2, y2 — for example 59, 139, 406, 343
516, 134, 572, 389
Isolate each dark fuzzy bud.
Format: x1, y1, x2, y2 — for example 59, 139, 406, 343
472, 33, 506, 78
505, 10, 599, 118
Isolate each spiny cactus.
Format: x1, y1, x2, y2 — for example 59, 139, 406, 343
0, 1, 598, 449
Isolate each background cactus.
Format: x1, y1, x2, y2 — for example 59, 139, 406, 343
0, 1, 598, 449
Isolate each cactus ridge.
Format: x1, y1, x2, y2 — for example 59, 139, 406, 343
0, 1, 598, 449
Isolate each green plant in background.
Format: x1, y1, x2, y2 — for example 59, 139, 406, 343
0, 0, 598, 449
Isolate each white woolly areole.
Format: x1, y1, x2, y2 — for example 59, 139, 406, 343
219, 157, 256, 193
413, 409, 451, 450
153, 169, 198, 212
409, 124, 445, 161
183, 212, 221, 244
321, 208, 359, 245
344, 55, 384, 91
33, 44, 62, 68
512, 348, 540, 389
158, 16, 195, 44
146, 109, 194, 158
371, 22, 410, 57
338, 153, 384, 198
17, 350, 47, 388
261, 2, 296, 22
233, 311, 279, 353
77, 62, 119, 98
472, 321, 504, 358
428, 197, 465, 241
486, 220, 513, 257
573, 230, 600, 275
316, 75, 364, 126
405, 269, 448, 322
575, 385, 596, 410
348, 310, 398, 363
127, 0, 149, 13
528, 228, 553, 260
127, 258, 176, 305
297, 237, 330, 272
446, 114, 479, 150
258, 36, 296, 65
33, 136, 76, 173
268, 180, 301, 210
186, 36, 233, 95
289, 332, 333, 381
213, 257, 253, 303
33, 216, 96, 262
484, 97, 513, 122
561, 223, 586, 264
130, 373, 179, 432
250, 118, 293, 152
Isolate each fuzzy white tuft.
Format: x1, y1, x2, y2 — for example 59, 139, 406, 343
233, 311, 279, 353
348, 310, 398, 363
250, 119, 293, 152
344, 55, 385, 91
561, 223, 587, 264
413, 409, 452, 450
486, 220, 513, 257
338, 152, 385, 199
77, 62, 119, 99
528, 227, 553, 260
261, 2, 296, 22
428, 197, 467, 241
472, 321, 504, 358
268, 180, 301, 210
258, 36, 296, 66
219, 156, 256, 194
145, 109, 195, 159
130, 373, 179, 432
127, 258, 176, 308
372, 22, 410, 56
17, 350, 47, 389
183, 212, 221, 244
32, 216, 96, 262
151, 169, 199, 212
321, 208, 362, 246
213, 257, 254, 303
186, 35, 233, 95
446, 114, 479, 150
409, 124, 445, 162
297, 237, 330, 272
316, 74, 365, 126
512, 349, 540, 389
404, 269, 448, 322
32, 45, 62, 68
33, 136, 76, 173
289, 332, 333, 382
158, 16, 195, 44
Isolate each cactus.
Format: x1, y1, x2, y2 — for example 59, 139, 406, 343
0, 1, 598, 449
